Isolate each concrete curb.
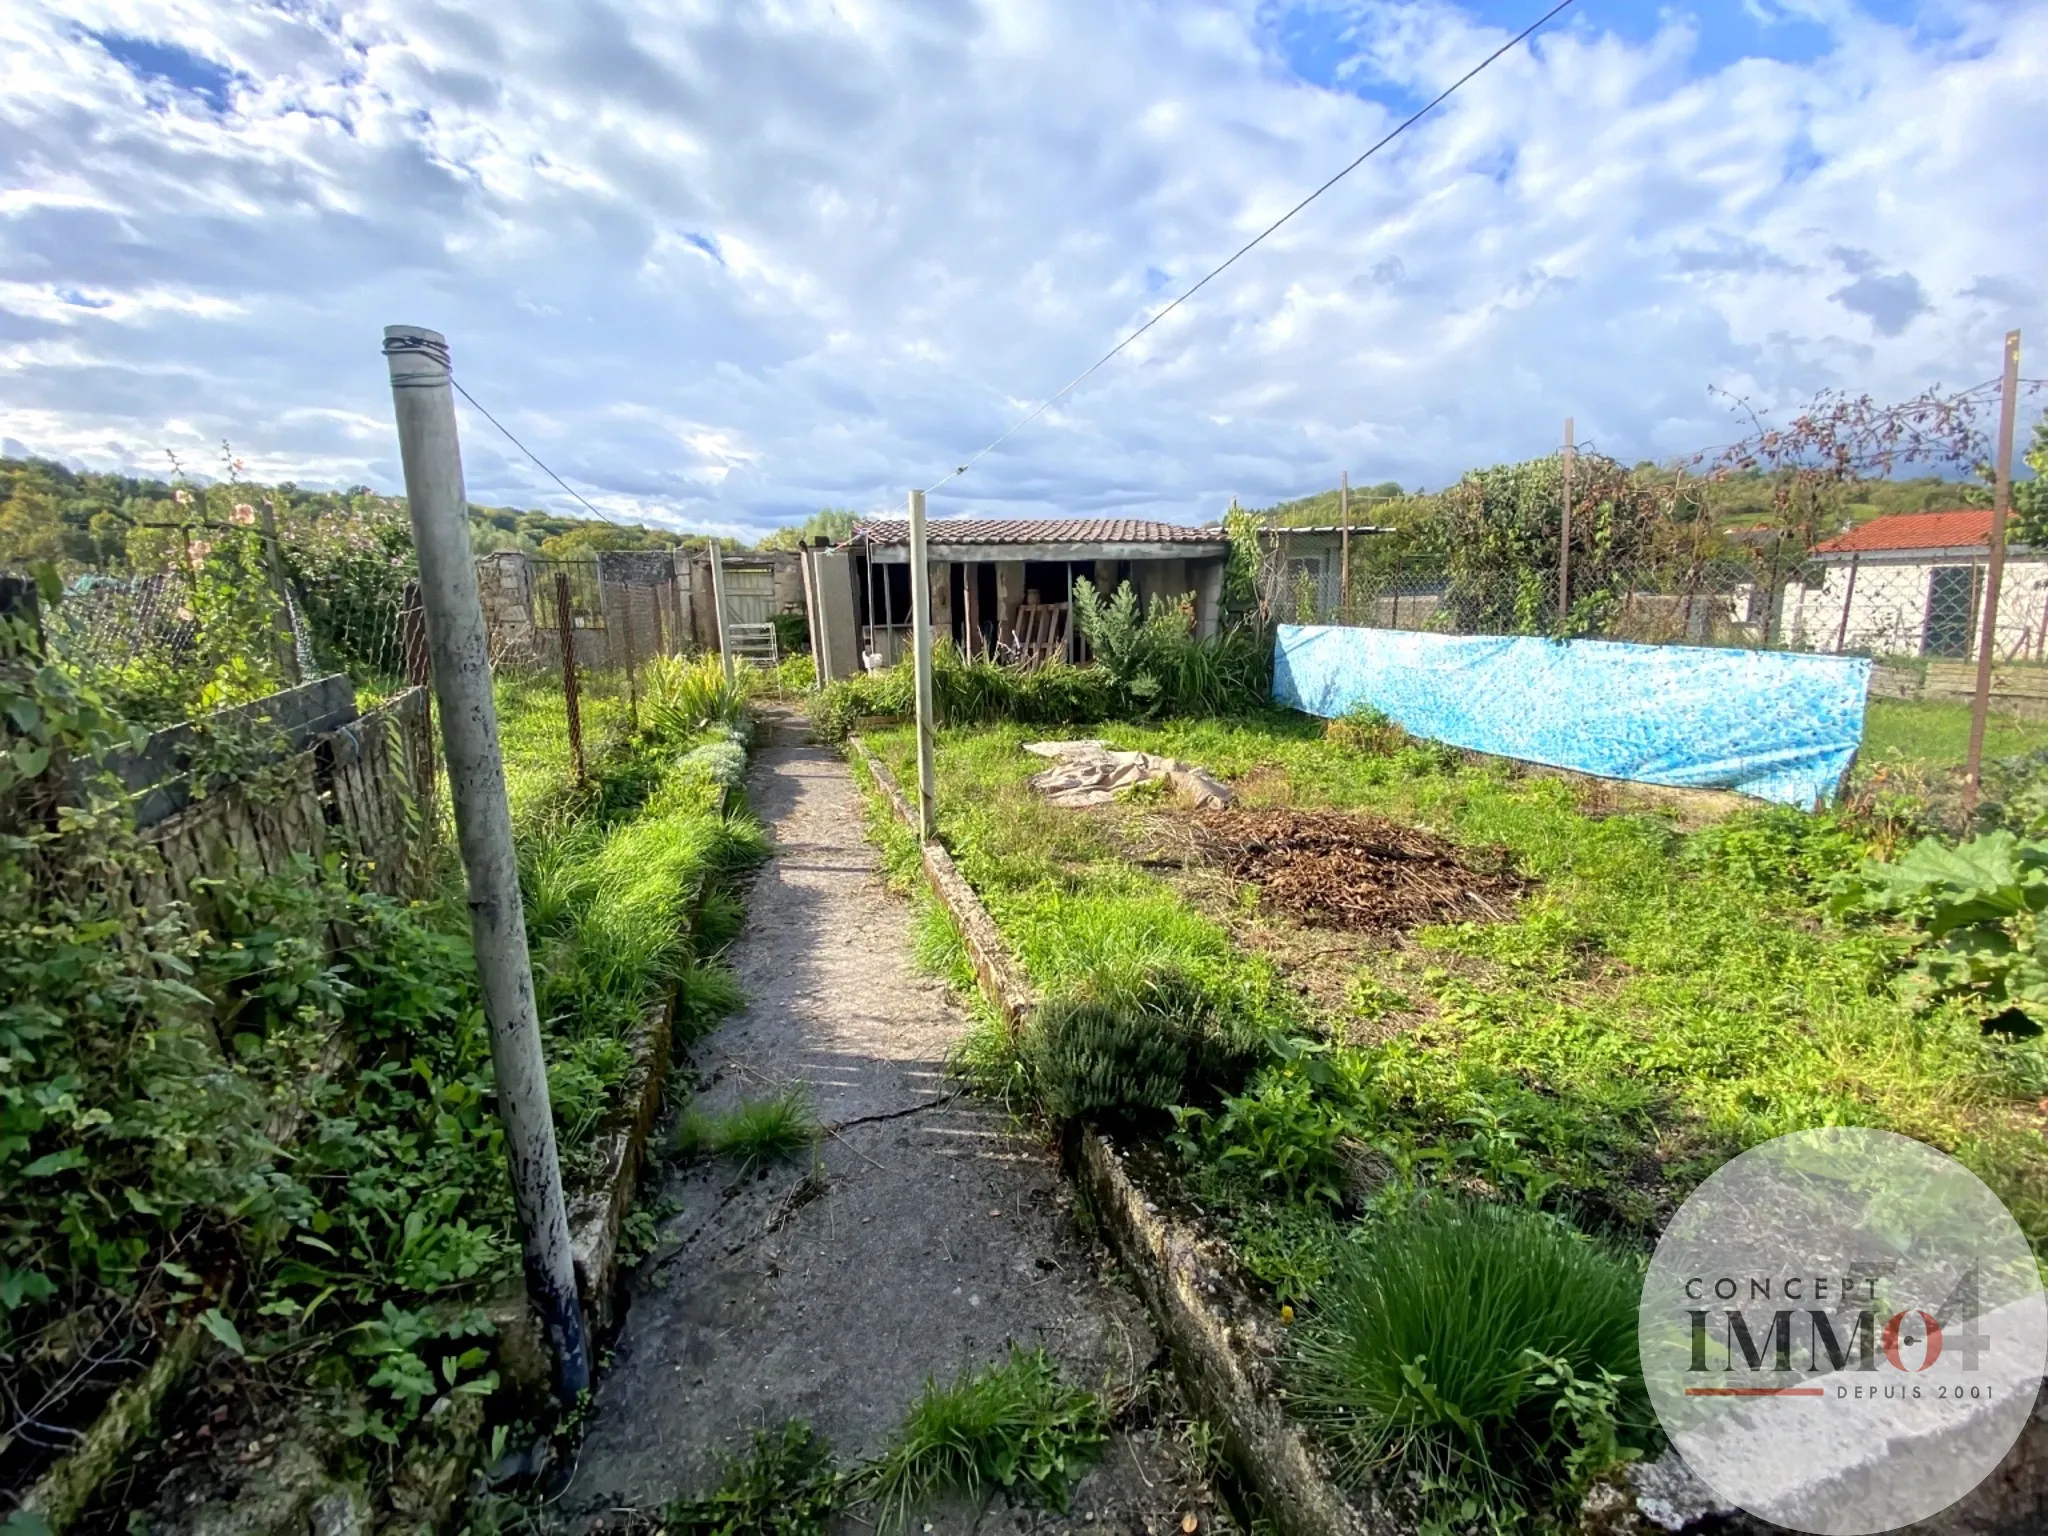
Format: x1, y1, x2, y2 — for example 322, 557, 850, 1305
846, 734, 1372, 1536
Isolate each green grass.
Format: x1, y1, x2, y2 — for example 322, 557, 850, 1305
674, 1089, 819, 1174
857, 708, 2048, 1525
860, 1347, 1110, 1530
864, 711, 2048, 1260
663, 1422, 844, 1536
1289, 1198, 1649, 1516
1861, 697, 2046, 768
504, 688, 768, 1164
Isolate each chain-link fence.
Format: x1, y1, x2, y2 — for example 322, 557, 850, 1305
1253, 521, 2048, 826
27, 534, 700, 832
474, 550, 693, 821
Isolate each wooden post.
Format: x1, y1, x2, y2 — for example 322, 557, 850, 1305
255, 497, 303, 684
1832, 555, 1860, 655
1557, 417, 1575, 624
618, 585, 640, 731
707, 541, 734, 683
649, 576, 667, 658
1966, 329, 2023, 810
1339, 470, 1352, 622
908, 489, 938, 841
1389, 555, 1402, 630
963, 560, 982, 661
555, 571, 586, 783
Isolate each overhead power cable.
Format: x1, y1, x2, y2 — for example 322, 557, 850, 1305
451, 378, 622, 526
926, 0, 1580, 495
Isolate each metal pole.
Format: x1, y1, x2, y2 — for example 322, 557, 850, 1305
1966, 329, 2022, 809
1833, 554, 1859, 655
1557, 416, 1575, 624
1339, 470, 1352, 622
555, 571, 585, 783
707, 540, 734, 683
619, 584, 640, 731
380, 325, 589, 1404
907, 489, 938, 841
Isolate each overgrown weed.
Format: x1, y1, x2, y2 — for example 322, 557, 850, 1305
673, 1090, 819, 1175
860, 1347, 1110, 1530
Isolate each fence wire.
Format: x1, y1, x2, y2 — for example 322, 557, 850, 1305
30, 536, 700, 827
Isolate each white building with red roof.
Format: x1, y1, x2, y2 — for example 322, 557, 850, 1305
1787, 509, 2048, 660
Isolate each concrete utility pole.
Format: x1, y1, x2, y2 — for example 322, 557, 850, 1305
907, 488, 939, 840
707, 538, 734, 683
1338, 470, 1351, 620
1557, 416, 1575, 625
381, 325, 591, 1404
1966, 329, 2023, 809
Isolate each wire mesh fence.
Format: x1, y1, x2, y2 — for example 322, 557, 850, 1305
1253, 526, 2048, 830
26, 534, 700, 831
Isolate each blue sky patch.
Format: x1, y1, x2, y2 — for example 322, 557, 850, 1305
88, 31, 236, 113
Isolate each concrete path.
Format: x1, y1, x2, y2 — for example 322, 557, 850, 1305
559, 741, 1218, 1534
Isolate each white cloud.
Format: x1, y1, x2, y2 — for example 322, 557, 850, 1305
0, 0, 2041, 536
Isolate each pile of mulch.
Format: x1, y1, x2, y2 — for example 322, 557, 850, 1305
1191, 808, 1525, 932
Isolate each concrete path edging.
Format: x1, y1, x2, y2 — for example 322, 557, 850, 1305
847, 735, 1372, 1536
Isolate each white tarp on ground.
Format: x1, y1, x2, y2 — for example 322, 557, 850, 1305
1023, 740, 1233, 810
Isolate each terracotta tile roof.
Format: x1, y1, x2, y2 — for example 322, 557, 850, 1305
849, 517, 1226, 547
1812, 509, 1996, 555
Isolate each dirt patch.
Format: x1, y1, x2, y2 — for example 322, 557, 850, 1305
1191, 808, 1525, 933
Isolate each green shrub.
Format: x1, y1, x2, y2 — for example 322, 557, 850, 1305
808, 621, 1262, 743
1020, 967, 1265, 1123
860, 1347, 1109, 1530
1326, 702, 1407, 755
1288, 1198, 1648, 1517
1071, 578, 1269, 717
646, 653, 754, 741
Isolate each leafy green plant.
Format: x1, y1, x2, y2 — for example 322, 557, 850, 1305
860, 1347, 1109, 1530
1845, 830, 2048, 1020
1287, 1199, 1648, 1519
1326, 702, 1407, 756
1069, 578, 1194, 714
664, 1421, 845, 1536
645, 654, 754, 740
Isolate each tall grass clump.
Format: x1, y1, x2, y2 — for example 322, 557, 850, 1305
674, 1089, 819, 1175
1020, 966, 1267, 1124
520, 769, 767, 1151
647, 652, 755, 739
861, 1347, 1109, 1529
1289, 1199, 1649, 1519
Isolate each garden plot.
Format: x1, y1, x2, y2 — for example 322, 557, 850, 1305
1187, 807, 1524, 933
856, 711, 2048, 1531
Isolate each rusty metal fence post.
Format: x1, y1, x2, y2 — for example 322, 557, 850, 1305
619, 585, 640, 731
555, 570, 586, 783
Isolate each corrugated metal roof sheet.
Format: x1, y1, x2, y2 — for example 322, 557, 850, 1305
849, 517, 1226, 547
1812, 510, 1995, 554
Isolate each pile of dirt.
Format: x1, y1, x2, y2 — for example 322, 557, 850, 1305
1192, 808, 1524, 932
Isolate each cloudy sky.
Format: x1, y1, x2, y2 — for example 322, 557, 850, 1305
0, 0, 2040, 538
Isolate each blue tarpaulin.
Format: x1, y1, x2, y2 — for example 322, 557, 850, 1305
1272, 625, 1871, 807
